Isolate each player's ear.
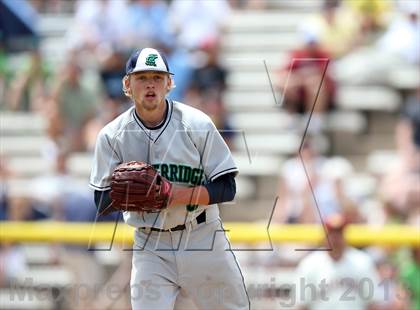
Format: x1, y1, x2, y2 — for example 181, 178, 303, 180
122, 75, 131, 97
166, 75, 171, 92
167, 75, 175, 92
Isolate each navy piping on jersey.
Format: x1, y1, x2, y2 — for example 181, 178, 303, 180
132, 99, 173, 144
209, 167, 238, 182
134, 101, 168, 130
89, 183, 111, 191
154, 99, 173, 143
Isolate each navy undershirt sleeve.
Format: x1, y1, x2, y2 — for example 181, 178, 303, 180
203, 173, 236, 204
94, 190, 118, 215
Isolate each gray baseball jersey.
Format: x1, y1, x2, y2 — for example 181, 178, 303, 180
89, 99, 238, 229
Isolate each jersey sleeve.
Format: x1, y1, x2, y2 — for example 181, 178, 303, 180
89, 129, 122, 191
196, 117, 238, 182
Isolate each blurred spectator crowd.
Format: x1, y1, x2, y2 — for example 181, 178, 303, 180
0, 0, 419, 309
273, 1, 419, 308
0, 0, 235, 221
1, 0, 233, 152
274, 0, 419, 230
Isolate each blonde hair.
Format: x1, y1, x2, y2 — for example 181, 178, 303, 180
122, 74, 176, 99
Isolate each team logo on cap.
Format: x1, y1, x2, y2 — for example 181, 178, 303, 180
145, 54, 158, 67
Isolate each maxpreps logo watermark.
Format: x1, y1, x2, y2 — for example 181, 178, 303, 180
8, 277, 128, 306
249, 277, 411, 307
7, 276, 410, 307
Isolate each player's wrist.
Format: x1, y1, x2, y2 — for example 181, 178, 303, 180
167, 185, 187, 208
168, 185, 209, 208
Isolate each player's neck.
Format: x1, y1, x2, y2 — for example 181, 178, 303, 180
135, 100, 168, 128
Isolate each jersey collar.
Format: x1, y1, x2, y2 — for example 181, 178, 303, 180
132, 99, 173, 141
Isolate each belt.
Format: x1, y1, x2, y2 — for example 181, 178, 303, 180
140, 211, 206, 232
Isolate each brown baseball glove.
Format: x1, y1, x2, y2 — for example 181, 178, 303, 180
110, 161, 172, 213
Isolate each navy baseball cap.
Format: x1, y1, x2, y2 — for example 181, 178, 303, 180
125, 47, 173, 75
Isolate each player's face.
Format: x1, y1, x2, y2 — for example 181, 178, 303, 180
128, 71, 171, 111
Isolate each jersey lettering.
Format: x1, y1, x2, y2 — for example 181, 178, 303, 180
169, 164, 178, 182
191, 168, 203, 185
160, 164, 169, 179
153, 164, 204, 186
182, 166, 192, 183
